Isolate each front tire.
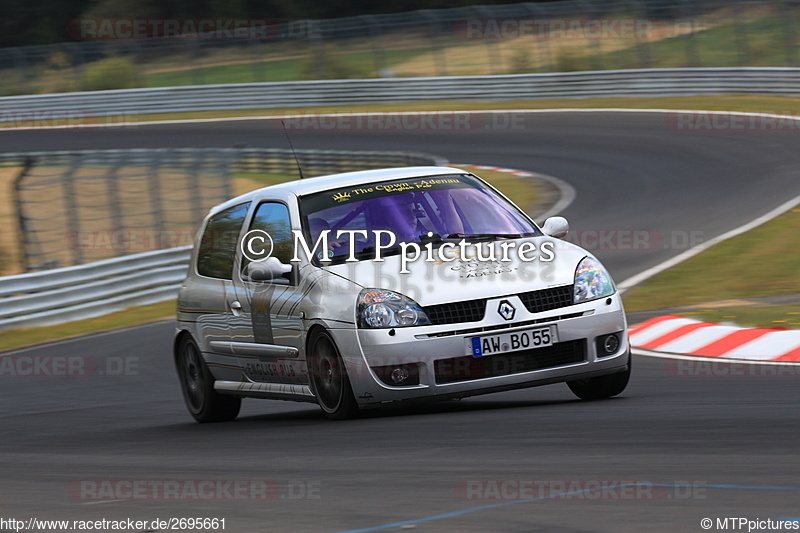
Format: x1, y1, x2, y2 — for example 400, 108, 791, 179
567, 351, 631, 400
176, 335, 241, 423
307, 329, 359, 420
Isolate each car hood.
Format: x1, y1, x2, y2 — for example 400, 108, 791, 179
322, 237, 600, 307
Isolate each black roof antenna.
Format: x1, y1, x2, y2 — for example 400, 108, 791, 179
281, 120, 305, 179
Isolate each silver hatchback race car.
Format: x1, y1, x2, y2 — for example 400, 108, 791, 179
174, 166, 630, 421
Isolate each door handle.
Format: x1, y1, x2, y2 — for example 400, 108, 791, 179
230, 300, 242, 316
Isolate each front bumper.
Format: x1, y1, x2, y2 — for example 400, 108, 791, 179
331, 293, 629, 406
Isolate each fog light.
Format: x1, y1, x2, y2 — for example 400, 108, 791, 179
596, 333, 621, 357
390, 366, 409, 384
604, 334, 620, 353
372, 363, 420, 387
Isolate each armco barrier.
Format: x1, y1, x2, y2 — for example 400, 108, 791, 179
2, 68, 800, 119
2, 148, 446, 272
0, 247, 190, 332
0, 148, 447, 331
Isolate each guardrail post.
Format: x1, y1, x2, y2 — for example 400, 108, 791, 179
731, 0, 752, 66
679, 0, 701, 67
627, 0, 652, 68
147, 154, 166, 251
524, 3, 552, 72
106, 156, 127, 256
124, 39, 144, 88
248, 36, 265, 82
361, 15, 387, 77
187, 152, 206, 225
474, 6, 504, 75
185, 39, 204, 85
62, 158, 84, 267
575, 0, 604, 70
13, 157, 34, 272
0, 49, 16, 96
10, 48, 33, 95
308, 20, 328, 80
780, 0, 798, 66
419, 10, 448, 77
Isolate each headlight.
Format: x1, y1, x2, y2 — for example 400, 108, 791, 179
357, 289, 432, 328
573, 256, 615, 304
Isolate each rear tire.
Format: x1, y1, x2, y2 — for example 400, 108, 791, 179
176, 335, 241, 423
307, 329, 359, 420
567, 351, 631, 400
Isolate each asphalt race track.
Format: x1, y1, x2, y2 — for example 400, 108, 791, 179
2, 111, 800, 532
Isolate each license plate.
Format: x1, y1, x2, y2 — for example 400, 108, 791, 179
469, 326, 557, 357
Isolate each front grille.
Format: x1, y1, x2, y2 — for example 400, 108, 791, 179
518, 285, 574, 314
434, 340, 586, 385
421, 285, 574, 327
419, 312, 588, 339
423, 299, 487, 326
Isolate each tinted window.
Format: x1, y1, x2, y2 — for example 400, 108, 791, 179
197, 202, 250, 279
248, 202, 293, 264
299, 174, 540, 263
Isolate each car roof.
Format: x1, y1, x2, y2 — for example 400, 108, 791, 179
210, 166, 470, 215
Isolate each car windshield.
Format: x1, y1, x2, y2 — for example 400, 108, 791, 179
299, 173, 541, 264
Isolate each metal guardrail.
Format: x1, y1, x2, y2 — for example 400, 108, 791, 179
2, 0, 797, 96
0, 247, 190, 332
0, 148, 446, 331
2, 68, 800, 120
3, 148, 446, 272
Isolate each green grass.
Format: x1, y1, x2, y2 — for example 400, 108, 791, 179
5, 7, 800, 97
550, 11, 800, 70
5, 94, 800, 343
143, 48, 429, 86
145, 57, 306, 86
622, 206, 800, 314
0, 300, 176, 353
0, 165, 537, 350
119, 95, 800, 125
679, 305, 800, 330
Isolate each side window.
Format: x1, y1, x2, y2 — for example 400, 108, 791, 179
196, 202, 250, 279
248, 202, 293, 264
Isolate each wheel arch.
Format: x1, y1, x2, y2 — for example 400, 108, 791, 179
173, 329, 194, 365
304, 322, 333, 353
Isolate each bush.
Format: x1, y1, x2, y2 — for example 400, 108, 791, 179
84, 56, 138, 91
554, 48, 594, 72
508, 48, 535, 74
299, 45, 371, 80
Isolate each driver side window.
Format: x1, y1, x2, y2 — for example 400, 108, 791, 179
242, 202, 294, 273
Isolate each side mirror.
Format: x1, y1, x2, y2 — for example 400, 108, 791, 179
246, 257, 292, 282
541, 216, 569, 239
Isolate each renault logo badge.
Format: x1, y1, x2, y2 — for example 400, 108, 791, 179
497, 300, 516, 321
